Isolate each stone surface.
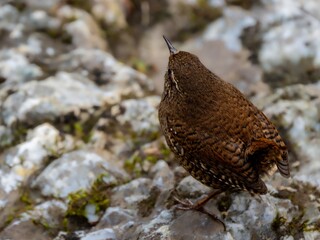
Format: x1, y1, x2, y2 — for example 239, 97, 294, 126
110, 96, 160, 134
2, 72, 112, 127
0, 200, 67, 240
177, 176, 214, 199
0, 123, 76, 194
32, 150, 128, 198
110, 178, 153, 209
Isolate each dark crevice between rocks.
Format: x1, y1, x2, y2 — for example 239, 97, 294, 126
226, 0, 261, 9
240, 23, 262, 65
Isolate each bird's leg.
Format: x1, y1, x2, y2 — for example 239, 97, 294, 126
174, 189, 224, 210
174, 189, 226, 230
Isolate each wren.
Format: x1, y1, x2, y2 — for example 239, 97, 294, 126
158, 36, 290, 221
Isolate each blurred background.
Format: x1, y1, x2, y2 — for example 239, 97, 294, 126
0, 0, 320, 239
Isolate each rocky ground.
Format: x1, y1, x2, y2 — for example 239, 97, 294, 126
0, 0, 320, 239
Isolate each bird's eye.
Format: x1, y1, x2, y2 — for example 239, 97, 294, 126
168, 69, 172, 75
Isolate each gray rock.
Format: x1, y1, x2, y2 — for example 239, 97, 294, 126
133, 209, 174, 240
169, 211, 225, 240
80, 228, 116, 240
32, 150, 128, 198
58, 6, 107, 50
0, 123, 76, 195
2, 72, 112, 127
0, 200, 67, 240
0, 4, 19, 31
91, 0, 127, 30
97, 207, 135, 228
0, 125, 13, 148
203, 7, 256, 52
24, 0, 63, 10
95, 207, 136, 239
0, 49, 43, 85
110, 96, 160, 134
54, 229, 116, 240
50, 48, 154, 99
151, 160, 174, 191
0, 124, 77, 229
28, 9, 61, 31
111, 178, 153, 209
176, 176, 211, 199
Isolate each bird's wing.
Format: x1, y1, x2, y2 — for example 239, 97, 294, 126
195, 133, 268, 194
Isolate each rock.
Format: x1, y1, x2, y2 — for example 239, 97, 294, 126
58, 6, 108, 50
28, 9, 61, 32
0, 125, 13, 149
169, 211, 225, 239
25, 0, 63, 11
203, 6, 256, 53
111, 178, 153, 209
245, 0, 320, 87
110, 96, 160, 134
132, 209, 174, 240
176, 176, 211, 199
48, 49, 154, 99
151, 160, 174, 191
91, 0, 127, 30
0, 4, 19, 31
1, 123, 76, 193
95, 207, 136, 239
0, 200, 67, 240
32, 150, 128, 198
2, 72, 112, 127
54, 229, 116, 240
0, 123, 77, 228
0, 49, 43, 85
97, 207, 135, 228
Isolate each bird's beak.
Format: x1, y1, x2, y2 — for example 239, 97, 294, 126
163, 36, 178, 55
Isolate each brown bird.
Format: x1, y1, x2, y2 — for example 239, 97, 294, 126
158, 36, 290, 222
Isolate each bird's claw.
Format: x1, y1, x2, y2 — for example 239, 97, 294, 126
173, 195, 226, 231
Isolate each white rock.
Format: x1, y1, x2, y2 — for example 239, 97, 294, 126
32, 150, 127, 198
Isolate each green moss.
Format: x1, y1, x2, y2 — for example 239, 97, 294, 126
2, 190, 35, 229
4, 214, 15, 226
64, 173, 113, 228
272, 211, 315, 237
271, 212, 287, 231
160, 143, 172, 159
288, 213, 309, 234
124, 153, 143, 177
146, 155, 158, 164
62, 121, 93, 143
32, 218, 51, 231
129, 57, 156, 75
20, 192, 34, 210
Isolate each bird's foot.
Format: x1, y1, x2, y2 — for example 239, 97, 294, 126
173, 191, 226, 231
173, 196, 203, 211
